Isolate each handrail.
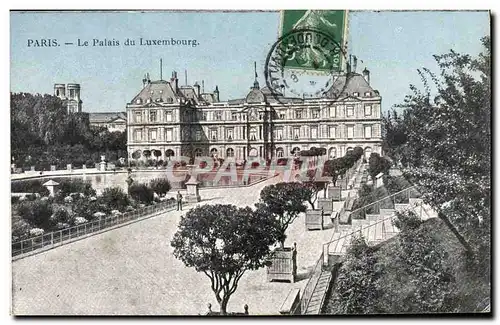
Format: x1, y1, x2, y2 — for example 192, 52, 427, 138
349, 185, 417, 216
300, 251, 324, 314
12, 200, 177, 258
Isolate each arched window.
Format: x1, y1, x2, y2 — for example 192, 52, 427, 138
276, 147, 284, 158
210, 148, 218, 157
194, 148, 203, 157
165, 149, 175, 160
329, 147, 337, 159
364, 147, 372, 160
291, 147, 301, 156
226, 148, 235, 157
249, 147, 258, 157
250, 128, 257, 141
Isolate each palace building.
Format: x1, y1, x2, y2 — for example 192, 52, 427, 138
126, 69, 382, 162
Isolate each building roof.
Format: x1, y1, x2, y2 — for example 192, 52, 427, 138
325, 73, 376, 98
131, 80, 178, 104
89, 112, 126, 123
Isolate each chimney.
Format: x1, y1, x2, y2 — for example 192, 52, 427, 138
362, 67, 370, 85
194, 81, 200, 98
213, 85, 220, 102
142, 74, 148, 88
170, 71, 179, 93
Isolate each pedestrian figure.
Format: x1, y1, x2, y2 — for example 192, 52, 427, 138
321, 207, 324, 230
176, 191, 183, 211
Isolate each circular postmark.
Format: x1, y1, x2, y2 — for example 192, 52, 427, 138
264, 28, 349, 103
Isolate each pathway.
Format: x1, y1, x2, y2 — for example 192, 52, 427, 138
12, 171, 336, 315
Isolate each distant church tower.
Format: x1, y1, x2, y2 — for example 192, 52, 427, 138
54, 83, 83, 113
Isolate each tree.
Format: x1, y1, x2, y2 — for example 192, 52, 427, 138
302, 169, 328, 209
255, 182, 309, 247
367, 153, 391, 180
171, 204, 280, 314
393, 36, 490, 260
323, 158, 344, 186
327, 236, 380, 314
128, 183, 154, 204
149, 178, 171, 196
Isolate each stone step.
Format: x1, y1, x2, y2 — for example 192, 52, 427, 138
375, 219, 384, 241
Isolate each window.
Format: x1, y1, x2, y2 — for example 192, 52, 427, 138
364, 125, 372, 138
276, 128, 283, 140
250, 128, 257, 141
312, 109, 320, 119
231, 111, 237, 121
167, 97, 173, 104
347, 125, 354, 139
136, 99, 142, 104
211, 129, 218, 141
353, 92, 359, 97
364, 105, 372, 116
226, 128, 233, 140
311, 126, 318, 139
215, 111, 222, 121
149, 129, 157, 141
134, 129, 142, 141
149, 111, 157, 122
135, 112, 142, 123
276, 148, 284, 158
329, 126, 336, 138
346, 105, 354, 117
295, 110, 303, 119
202, 112, 207, 121
166, 129, 173, 142
364, 91, 371, 97
165, 111, 172, 122
243, 126, 246, 139
279, 113, 286, 119
293, 127, 300, 140
226, 148, 235, 157
259, 113, 264, 120
329, 106, 336, 118
194, 148, 203, 157
196, 130, 201, 141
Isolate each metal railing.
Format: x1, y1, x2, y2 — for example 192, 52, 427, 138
348, 185, 421, 221
323, 187, 432, 264
12, 200, 177, 258
300, 251, 325, 314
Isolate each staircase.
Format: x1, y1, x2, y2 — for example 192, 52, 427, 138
304, 271, 332, 314
303, 186, 439, 315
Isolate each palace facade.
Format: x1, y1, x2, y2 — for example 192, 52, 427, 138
126, 69, 382, 162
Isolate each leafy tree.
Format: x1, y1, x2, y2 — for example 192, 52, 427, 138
323, 158, 345, 186
171, 204, 280, 315
367, 153, 392, 180
149, 178, 171, 196
302, 169, 328, 209
393, 36, 490, 260
255, 182, 309, 247
327, 236, 380, 314
128, 183, 154, 204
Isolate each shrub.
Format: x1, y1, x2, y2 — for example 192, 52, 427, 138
11, 179, 50, 196
50, 205, 74, 225
12, 217, 31, 240
56, 178, 96, 199
394, 209, 422, 233
17, 199, 54, 229
149, 178, 171, 196
29, 228, 45, 237
129, 183, 154, 204
99, 187, 130, 212
73, 217, 88, 225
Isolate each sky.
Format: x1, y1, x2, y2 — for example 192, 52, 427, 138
10, 10, 490, 113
